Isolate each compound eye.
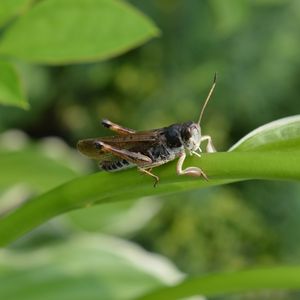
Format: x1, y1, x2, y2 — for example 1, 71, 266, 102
181, 127, 192, 141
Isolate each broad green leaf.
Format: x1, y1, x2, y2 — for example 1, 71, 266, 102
0, 0, 160, 65
0, 234, 183, 300
0, 131, 87, 194
1, 151, 300, 246
68, 197, 162, 235
0, 60, 28, 109
0, 0, 32, 28
230, 115, 300, 151
136, 266, 300, 300
0, 148, 80, 193
0, 116, 300, 246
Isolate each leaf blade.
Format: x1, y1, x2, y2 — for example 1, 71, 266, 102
229, 115, 300, 152
136, 266, 300, 300
0, 149, 80, 193
1, 150, 300, 246
0, 0, 160, 64
0, 60, 28, 109
0, 235, 182, 300
0, 0, 32, 28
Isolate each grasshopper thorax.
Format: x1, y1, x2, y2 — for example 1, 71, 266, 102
164, 121, 201, 152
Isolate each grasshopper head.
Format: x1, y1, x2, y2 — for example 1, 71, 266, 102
180, 121, 201, 151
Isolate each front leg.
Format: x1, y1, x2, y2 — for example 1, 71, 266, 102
176, 152, 208, 180
200, 135, 216, 153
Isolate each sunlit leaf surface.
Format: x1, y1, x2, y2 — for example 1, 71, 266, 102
0, 0, 159, 64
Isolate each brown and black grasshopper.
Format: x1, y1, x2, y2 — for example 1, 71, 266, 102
77, 75, 217, 186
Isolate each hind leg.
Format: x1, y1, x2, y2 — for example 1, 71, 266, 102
94, 141, 152, 164
101, 119, 136, 135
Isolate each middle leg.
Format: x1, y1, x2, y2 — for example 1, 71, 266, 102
138, 167, 160, 187
200, 135, 216, 153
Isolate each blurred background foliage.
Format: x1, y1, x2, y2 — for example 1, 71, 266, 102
1, 0, 300, 299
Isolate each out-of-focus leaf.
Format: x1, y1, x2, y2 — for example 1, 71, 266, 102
0, 60, 28, 109
0, 132, 88, 195
0, 0, 32, 28
68, 197, 161, 235
136, 266, 300, 300
1, 116, 300, 246
0, 148, 79, 194
0, 0, 160, 65
0, 234, 183, 300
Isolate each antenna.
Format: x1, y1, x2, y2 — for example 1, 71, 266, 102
197, 73, 217, 125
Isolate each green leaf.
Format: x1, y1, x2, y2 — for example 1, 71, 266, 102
230, 115, 300, 151
0, 115, 300, 246
136, 266, 300, 299
68, 198, 161, 235
0, 235, 182, 300
0, 148, 80, 193
0, 0, 160, 65
0, 60, 28, 109
0, 0, 32, 28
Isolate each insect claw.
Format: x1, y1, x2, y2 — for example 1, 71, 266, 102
153, 177, 159, 188
201, 171, 209, 181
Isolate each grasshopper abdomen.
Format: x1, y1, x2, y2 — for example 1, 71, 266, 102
100, 159, 133, 172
